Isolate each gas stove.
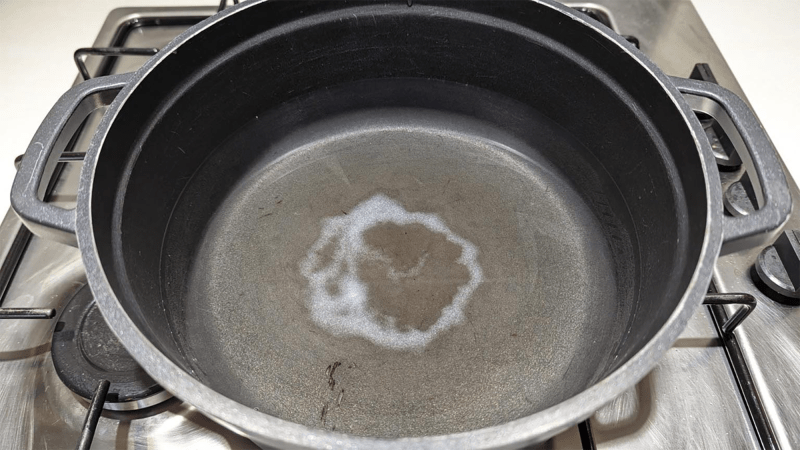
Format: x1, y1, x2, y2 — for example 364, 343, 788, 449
1, 2, 797, 449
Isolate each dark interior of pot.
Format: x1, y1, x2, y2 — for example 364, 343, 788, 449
90, 1, 708, 438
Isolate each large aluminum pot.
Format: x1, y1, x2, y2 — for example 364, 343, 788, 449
11, 1, 791, 448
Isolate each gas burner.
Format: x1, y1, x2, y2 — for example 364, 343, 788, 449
52, 285, 172, 411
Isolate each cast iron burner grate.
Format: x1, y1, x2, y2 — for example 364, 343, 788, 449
51, 285, 172, 411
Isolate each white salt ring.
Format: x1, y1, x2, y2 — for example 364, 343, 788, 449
299, 194, 483, 350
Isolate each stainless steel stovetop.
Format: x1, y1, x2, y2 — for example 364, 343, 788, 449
1, 2, 798, 449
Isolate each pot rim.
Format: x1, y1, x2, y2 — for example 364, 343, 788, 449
76, 1, 723, 448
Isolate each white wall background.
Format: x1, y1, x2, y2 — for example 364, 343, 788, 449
0, 0, 798, 214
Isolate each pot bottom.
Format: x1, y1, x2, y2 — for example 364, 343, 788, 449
163, 102, 637, 437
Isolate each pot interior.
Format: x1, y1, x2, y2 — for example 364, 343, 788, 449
90, 1, 709, 438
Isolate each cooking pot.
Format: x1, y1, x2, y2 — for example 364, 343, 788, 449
11, 0, 791, 448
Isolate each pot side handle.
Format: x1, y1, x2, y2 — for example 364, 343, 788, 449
10, 73, 133, 247
670, 76, 792, 255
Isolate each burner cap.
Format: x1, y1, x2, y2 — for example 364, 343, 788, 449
52, 285, 171, 411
